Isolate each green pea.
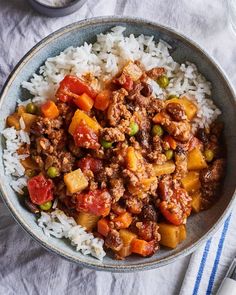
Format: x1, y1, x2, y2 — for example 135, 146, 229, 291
26, 102, 38, 114
47, 167, 59, 178
101, 139, 113, 149
39, 201, 52, 211
152, 125, 164, 137
157, 75, 169, 89
204, 149, 214, 162
129, 121, 139, 136
168, 94, 179, 100
165, 149, 174, 160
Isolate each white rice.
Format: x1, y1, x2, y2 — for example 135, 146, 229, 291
1, 127, 29, 194
38, 209, 106, 260
21, 26, 221, 131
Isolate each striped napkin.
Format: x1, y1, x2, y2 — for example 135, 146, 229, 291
180, 205, 236, 295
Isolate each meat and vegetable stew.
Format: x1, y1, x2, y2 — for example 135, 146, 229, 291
6, 61, 225, 259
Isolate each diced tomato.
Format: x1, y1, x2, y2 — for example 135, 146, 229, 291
77, 157, 102, 173
73, 121, 100, 150
27, 174, 53, 205
76, 189, 111, 217
159, 188, 192, 225
131, 239, 155, 257
56, 75, 97, 102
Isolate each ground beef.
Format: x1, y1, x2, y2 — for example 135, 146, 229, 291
146, 67, 165, 79
44, 151, 75, 172
196, 128, 208, 144
31, 117, 63, 136
136, 129, 150, 150
107, 88, 130, 126
165, 119, 191, 143
101, 127, 125, 142
109, 178, 125, 203
158, 175, 174, 201
200, 159, 225, 209
140, 204, 158, 221
127, 83, 143, 101
147, 98, 165, 115
174, 149, 188, 179
148, 152, 166, 164
68, 140, 82, 158
32, 155, 44, 169
136, 221, 160, 242
166, 102, 187, 121
50, 129, 67, 149
200, 159, 225, 184
126, 196, 143, 214
105, 229, 123, 251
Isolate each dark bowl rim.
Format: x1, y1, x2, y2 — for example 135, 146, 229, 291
28, 0, 82, 10
1, 15, 236, 272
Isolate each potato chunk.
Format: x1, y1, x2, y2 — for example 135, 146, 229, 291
153, 160, 175, 176
119, 229, 137, 246
22, 113, 37, 132
122, 61, 143, 81
187, 148, 207, 170
6, 113, 20, 130
76, 212, 99, 231
191, 191, 202, 213
126, 146, 139, 171
64, 168, 88, 194
181, 171, 200, 193
158, 223, 180, 248
179, 225, 187, 242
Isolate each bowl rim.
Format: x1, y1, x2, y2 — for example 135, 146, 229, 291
28, 0, 82, 10
1, 15, 236, 272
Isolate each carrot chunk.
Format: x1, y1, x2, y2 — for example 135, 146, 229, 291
113, 212, 132, 229
97, 218, 110, 237
94, 90, 111, 111
163, 135, 177, 150
153, 112, 166, 124
41, 101, 59, 119
73, 93, 94, 112
131, 239, 155, 256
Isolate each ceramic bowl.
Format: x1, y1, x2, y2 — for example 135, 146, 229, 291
27, 0, 87, 17
1, 17, 236, 272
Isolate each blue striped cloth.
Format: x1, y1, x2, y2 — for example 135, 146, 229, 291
180, 206, 236, 295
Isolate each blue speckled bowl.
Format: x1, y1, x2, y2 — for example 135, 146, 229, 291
1, 17, 236, 272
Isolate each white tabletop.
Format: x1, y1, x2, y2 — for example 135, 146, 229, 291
0, 1, 235, 294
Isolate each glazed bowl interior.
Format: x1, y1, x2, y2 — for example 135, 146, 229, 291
1, 17, 236, 272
